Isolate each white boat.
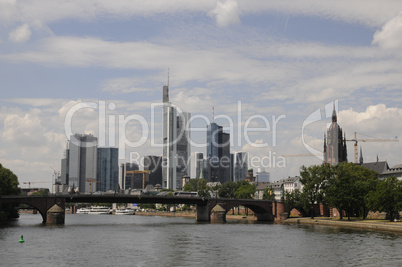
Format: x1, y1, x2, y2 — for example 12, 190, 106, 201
76, 208, 90, 214
88, 206, 112, 214
76, 206, 111, 215
115, 209, 135, 215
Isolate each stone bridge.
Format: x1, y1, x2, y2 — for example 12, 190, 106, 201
0, 195, 287, 224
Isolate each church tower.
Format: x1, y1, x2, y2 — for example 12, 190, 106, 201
323, 103, 347, 165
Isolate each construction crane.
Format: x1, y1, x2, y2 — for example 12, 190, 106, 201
86, 179, 100, 193
23, 181, 48, 189
346, 132, 399, 163
126, 170, 151, 190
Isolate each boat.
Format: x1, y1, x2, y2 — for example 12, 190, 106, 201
88, 206, 112, 214
76, 207, 90, 214
115, 209, 135, 215
76, 206, 111, 215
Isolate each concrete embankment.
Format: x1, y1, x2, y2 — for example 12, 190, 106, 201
135, 211, 257, 221
283, 217, 402, 233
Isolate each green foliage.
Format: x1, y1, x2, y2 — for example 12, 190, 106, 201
300, 164, 332, 218
284, 190, 309, 217
30, 190, 49, 196
368, 176, 402, 221
0, 163, 21, 223
183, 178, 211, 197
235, 181, 256, 199
160, 188, 174, 192
325, 162, 379, 220
262, 186, 275, 201
218, 181, 238, 198
0, 163, 20, 196
139, 203, 156, 209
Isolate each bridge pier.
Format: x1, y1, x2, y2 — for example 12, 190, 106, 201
196, 204, 210, 222
47, 204, 65, 224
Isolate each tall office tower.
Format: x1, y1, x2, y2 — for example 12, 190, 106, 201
60, 142, 69, 186
230, 153, 234, 182
67, 133, 98, 193
195, 153, 204, 179
97, 147, 118, 192
235, 152, 248, 182
323, 104, 347, 165
121, 162, 142, 189
162, 84, 191, 190
202, 159, 209, 179
206, 122, 230, 184
144, 155, 162, 187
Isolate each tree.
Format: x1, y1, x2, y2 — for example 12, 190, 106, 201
262, 186, 275, 201
218, 181, 238, 198
368, 176, 402, 221
183, 178, 211, 197
325, 162, 379, 220
300, 164, 332, 219
235, 181, 256, 199
284, 189, 309, 217
0, 163, 21, 223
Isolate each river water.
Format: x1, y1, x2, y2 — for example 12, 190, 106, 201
1, 213, 401, 267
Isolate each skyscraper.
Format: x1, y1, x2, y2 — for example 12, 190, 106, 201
206, 122, 230, 184
97, 147, 119, 192
144, 155, 162, 187
230, 153, 234, 182
162, 85, 191, 190
323, 104, 347, 165
195, 153, 204, 179
66, 133, 98, 193
121, 162, 141, 189
235, 152, 248, 182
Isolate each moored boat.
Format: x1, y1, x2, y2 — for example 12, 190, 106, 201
115, 209, 135, 215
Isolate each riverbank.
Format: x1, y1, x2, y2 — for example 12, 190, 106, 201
135, 211, 257, 221
135, 211, 402, 232
283, 217, 402, 233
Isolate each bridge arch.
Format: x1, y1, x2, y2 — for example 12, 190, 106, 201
208, 200, 275, 222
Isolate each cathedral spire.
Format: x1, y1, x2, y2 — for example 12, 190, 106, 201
359, 146, 363, 164
332, 101, 337, 123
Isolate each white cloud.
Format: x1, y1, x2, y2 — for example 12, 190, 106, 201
210, 0, 240, 27
372, 11, 402, 49
1, 0, 401, 28
2, 112, 48, 146
8, 23, 31, 43
102, 76, 158, 94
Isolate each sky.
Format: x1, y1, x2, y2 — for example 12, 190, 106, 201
1, 0, 402, 190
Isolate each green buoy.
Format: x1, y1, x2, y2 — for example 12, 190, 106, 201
19, 235, 24, 243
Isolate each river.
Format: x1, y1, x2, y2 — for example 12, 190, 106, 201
1, 213, 401, 266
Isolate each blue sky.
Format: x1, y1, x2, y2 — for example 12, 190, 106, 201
1, 0, 402, 189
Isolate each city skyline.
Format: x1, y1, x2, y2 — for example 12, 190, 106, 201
1, 1, 402, 189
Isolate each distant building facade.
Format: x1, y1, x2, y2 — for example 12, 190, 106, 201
256, 169, 270, 183
97, 147, 119, 192
206, 122, 230, 184
144, 155, 162, 187
195, 153, 204, 179
61, 133, 98, 193
235, 152, 248, 182
121, 162, 142, 189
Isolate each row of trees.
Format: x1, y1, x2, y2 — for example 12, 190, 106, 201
286, 162, 402, 221
183, 178, 257, 199
0, 163, 20, 223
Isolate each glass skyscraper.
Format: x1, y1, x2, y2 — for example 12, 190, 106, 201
97, 147, 118, 192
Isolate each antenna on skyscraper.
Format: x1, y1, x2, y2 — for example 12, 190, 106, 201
212, 106, 214, 123
167, 68, 170, 87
